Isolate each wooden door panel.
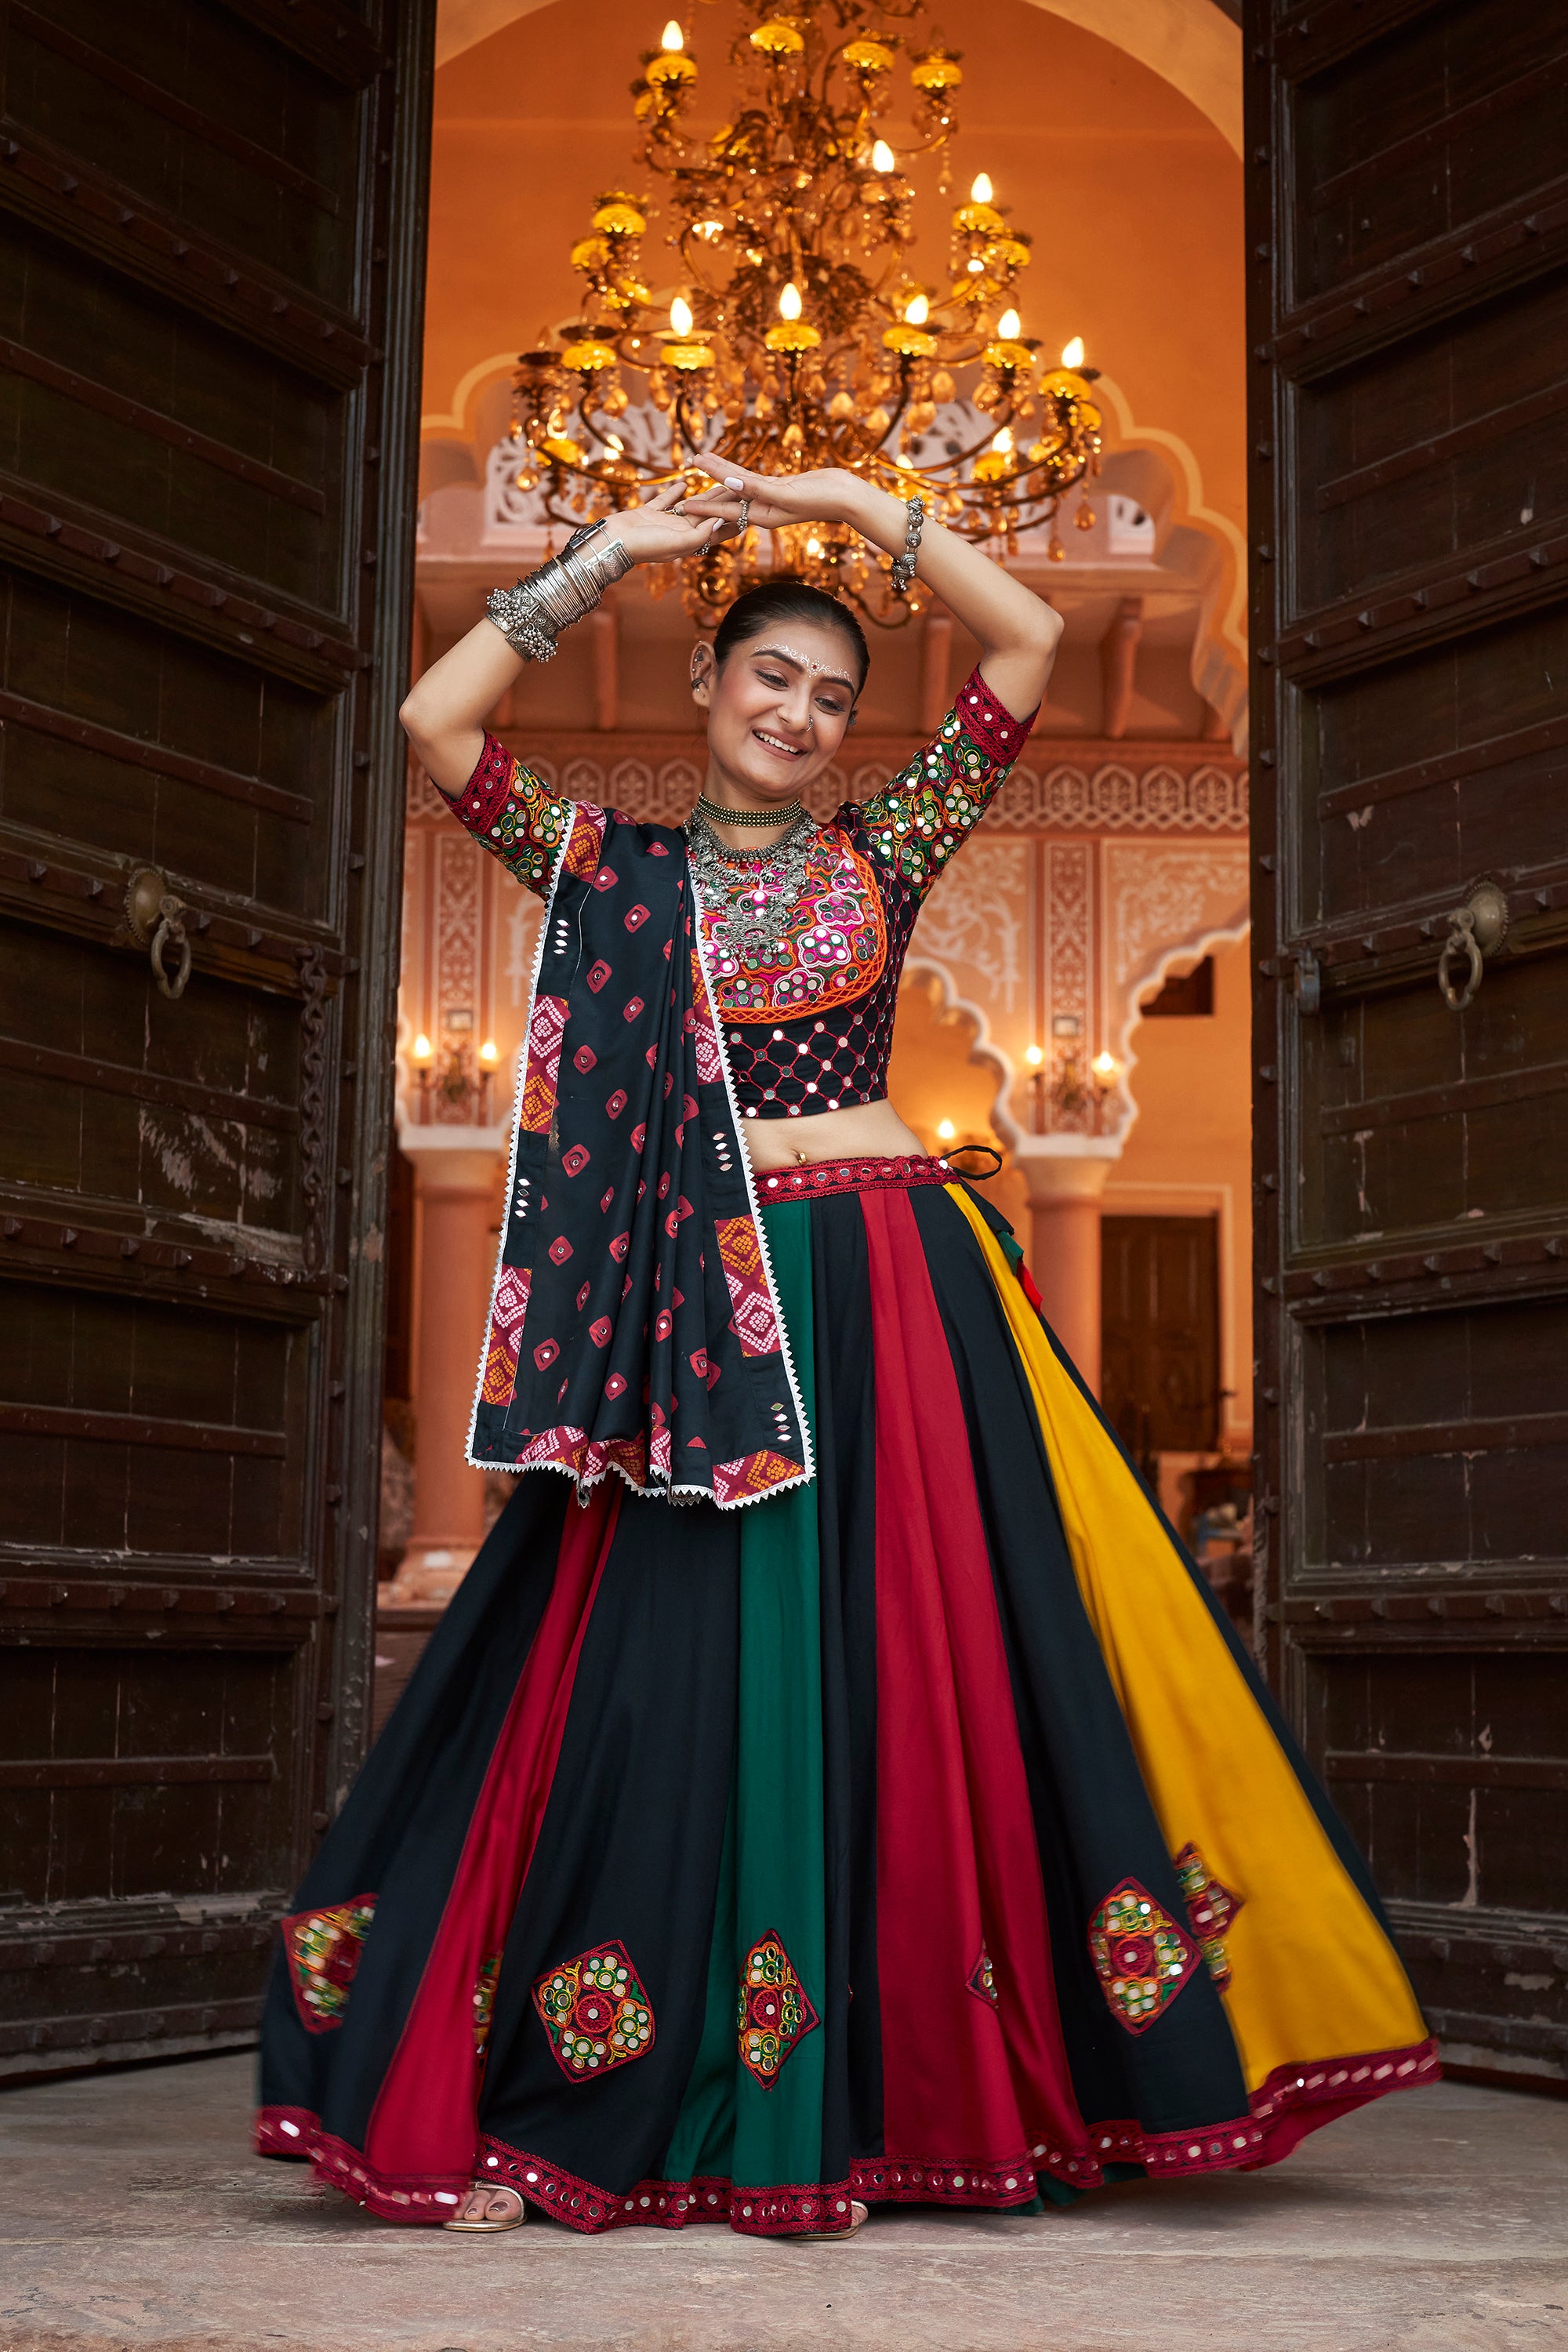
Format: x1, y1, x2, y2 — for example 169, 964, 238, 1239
1250, 0, 1568, 2084
1, 572, 332, 920
1289, 1, 1567, 305
0, 0, 433, 2075
1294, 278, 1568, 615
5, 1, 362, 307
1300, 961, 1568, 1247
1, 216, 347, 608
1301, 606, 1568, 927
1100, 1215, 1221, 1457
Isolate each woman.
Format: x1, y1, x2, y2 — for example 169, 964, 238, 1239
256, 464, 1436, 2238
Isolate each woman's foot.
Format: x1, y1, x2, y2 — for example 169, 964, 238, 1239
442, 2183, 528, 2233
795, 2198, 869, 2242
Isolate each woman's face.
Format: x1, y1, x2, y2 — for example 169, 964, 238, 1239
692, 619, 862, 802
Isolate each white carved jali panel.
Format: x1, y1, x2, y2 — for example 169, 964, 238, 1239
1105, 842, 1251, 1006
1044, 844, 1094, 1134
910, 841, 1027, 1016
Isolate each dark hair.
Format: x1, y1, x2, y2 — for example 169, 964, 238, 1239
712, 579, 870, 695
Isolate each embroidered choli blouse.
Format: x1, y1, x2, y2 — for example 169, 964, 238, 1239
443, 666, 1034, 1120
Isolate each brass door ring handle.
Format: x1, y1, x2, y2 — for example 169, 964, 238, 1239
1437, 913, 1483, 1011
125, 866, 193, 1001
1437, 877, 1508, 1014
150, 908, 192, 999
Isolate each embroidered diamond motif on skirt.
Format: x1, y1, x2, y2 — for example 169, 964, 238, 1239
1087, 1878, 1197, 2034
533, 1941, 655, 2080
1174, 1842, 1244, 1992
967, 1944, 999, 2007
738, 1930, 819, 2088
282, 1894, 376, 2034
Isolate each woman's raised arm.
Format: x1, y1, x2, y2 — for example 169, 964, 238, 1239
399, 485, 729, 796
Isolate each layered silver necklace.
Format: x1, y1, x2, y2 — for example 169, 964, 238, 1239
684, 802, 822, 967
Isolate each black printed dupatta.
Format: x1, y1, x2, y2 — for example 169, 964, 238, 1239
466, 791, 813, 1509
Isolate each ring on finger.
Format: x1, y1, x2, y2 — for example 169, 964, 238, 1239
735, 496, 751, 536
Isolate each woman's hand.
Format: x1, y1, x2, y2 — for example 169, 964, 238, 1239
605, 480, 739, 564
677, 462, 860, 535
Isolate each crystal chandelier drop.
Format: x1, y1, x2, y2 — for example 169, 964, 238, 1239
508, 0, 1104, 626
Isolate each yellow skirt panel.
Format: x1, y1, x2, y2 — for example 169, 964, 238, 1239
951, 1189, 1429, 2093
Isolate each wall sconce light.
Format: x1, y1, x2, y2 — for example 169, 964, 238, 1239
411, 1032, 434, 1123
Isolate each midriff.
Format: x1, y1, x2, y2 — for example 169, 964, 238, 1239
743, 1095, 924, 1173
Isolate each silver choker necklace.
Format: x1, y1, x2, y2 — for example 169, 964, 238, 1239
684, 803, 821, 968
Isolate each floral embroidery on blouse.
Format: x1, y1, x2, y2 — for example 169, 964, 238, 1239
856, 669, 1030, 898
697, 823, 888, 1022
438, 732, 571, 897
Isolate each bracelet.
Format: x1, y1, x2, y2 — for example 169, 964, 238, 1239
485, 518, 633, 662
890, 493, 924, 594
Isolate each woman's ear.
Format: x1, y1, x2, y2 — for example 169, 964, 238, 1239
689, 640, 716, 711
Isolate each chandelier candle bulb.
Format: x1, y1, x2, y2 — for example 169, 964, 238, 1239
904, 292, 930, 325
778, 281, 803, 320
871, 139, 896, 172
660, 17, 683, 46
997, 308, 1021, 339
1061, 336, 1087, 369
670, 295, 694, 337
970, 172, 993, 203
750, 17, 804, 55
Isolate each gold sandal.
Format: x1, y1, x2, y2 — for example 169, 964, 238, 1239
442, 2183, 528, 2233
793, 2198, 869, 2242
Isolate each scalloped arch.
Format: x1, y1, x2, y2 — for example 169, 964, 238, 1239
434, 0, 1242, 151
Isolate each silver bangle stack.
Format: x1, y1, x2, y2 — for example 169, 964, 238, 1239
485, 518, 633, 662
890, 493, 925, 594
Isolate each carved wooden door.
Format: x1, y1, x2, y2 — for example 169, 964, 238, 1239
1249, 0, 1568, 2084
0, 0, 433, 2072
1101, 1215, 1221, 1461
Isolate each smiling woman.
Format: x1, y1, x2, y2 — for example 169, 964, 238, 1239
257, 462, 1436, 2245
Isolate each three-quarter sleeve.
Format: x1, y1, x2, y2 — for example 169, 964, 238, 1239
858, 666, 1036, 898
435, 730, 574, 898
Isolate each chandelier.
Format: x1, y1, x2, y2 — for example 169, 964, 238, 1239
506, 0, 1104, 626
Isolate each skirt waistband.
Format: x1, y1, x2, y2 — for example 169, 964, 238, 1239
754, 1153, 956, 1207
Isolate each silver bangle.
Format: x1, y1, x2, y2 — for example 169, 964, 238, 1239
890, 493, 924, 594
485, 520, 633, 662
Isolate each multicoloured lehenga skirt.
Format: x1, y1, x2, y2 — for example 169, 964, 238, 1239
256, 1158, 1436, 2234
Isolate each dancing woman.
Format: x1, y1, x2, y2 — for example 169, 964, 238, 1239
256, 464, 1436, 2237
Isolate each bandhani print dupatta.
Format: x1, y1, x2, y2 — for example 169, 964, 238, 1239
465, 793, 813, 1509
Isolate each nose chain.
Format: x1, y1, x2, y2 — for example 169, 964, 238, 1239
684, 804, 820, 966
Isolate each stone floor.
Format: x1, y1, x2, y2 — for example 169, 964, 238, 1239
2, 2055, 1566, 2352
